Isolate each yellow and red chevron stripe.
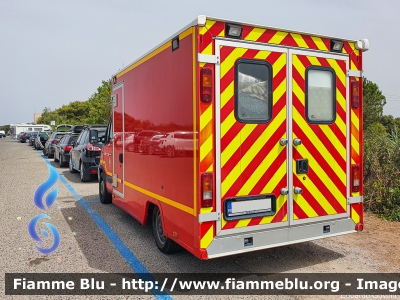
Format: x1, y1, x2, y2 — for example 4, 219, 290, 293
198, 19, 361, 61
196, 20, 363, 245
350, 78, 363, 225
344, 41, 363, 225
199, 94, 215, 248
292, 53, 347, 220
219, 46, 288, 230
198, 20, 223, 249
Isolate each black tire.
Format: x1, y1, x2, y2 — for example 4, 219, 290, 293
60, 155, 67, 167
152, 206, 180, 254
166, 146, 175, 158
80, 161, 91, 182
148, 146, 154, 155
53, 153, 58, 161
69, 157, 77, 173
99, 173, 112, 204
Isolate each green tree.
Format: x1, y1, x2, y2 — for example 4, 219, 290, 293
0, 124, 10, 134
363, 77, 386, 130
380, 115, 400, 134
364, 124, 400, 220
36, 80, 112, 127
85, 80, 112, 124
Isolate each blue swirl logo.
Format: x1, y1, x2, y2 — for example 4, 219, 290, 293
34, 164, 59, 210
28, 164, 60, 254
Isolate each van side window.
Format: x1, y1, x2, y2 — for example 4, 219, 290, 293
306, 66, 336, 124
234, 59, 272, 123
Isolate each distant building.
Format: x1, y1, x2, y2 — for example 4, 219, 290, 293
33, 113, 41, 124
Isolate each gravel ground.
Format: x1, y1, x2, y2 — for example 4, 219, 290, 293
0, 138, 398, 300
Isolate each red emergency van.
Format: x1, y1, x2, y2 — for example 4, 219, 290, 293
99, 15, 368, 259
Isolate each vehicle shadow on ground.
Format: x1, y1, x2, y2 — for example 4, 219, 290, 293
61, 194, 345, 275
44, 159, 99, 184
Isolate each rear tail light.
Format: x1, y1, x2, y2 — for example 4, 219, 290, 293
352, 164, 360, 193
355, 223, 364, 231
64, 146, 73, 151
201, 68, 213, 103
351, 81, 359, 109
52, 139, 59, 144
86, 143, 102, 151
201, 173, 213, 207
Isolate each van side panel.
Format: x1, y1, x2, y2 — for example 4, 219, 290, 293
114, 28, 197, 254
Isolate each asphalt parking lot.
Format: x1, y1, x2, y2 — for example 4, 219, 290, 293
1, 137, 398, 300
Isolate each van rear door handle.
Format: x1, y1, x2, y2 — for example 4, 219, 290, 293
119, 153, 123, 163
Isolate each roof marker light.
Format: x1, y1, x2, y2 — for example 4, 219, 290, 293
197, 15, 207, 26
355, 39, 370, 51
225, 24, 242, 39
330, 40, 344, 53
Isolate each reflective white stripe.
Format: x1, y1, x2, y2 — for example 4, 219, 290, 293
198, 53, 218, 64
347, 196, 363, 204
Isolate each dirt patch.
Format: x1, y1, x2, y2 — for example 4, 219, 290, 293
324, 211, 400, 272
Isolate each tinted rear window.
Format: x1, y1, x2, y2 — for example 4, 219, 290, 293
90, 130, 106, 144
69, 136, 78, 143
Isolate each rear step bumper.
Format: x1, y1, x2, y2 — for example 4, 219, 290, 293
206, 218, 355, 259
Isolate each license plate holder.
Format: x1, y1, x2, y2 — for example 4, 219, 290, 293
224, 194, 277, 221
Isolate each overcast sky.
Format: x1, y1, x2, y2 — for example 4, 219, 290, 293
1, 0, 399, 126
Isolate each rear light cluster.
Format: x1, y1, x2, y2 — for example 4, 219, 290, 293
64, 146, 73, 151
86, 143, 101, 151
351, 81, 359, 109
352, 164, 360, 193
201, 173, 213, 207
86, 143, 102, 157
51, 139, 60, 144
201, 68, 213, 103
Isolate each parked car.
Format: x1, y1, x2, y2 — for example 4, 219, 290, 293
129, 130, 162, 152
160, 131, 194, 157
43, 124, 72, 157
19, 132, 33, 143
34, 132, 50, 150
17, 132, 26, 142
28, 132, 39, 146
43, 132, 69, 158
139, 134, 165, 154
69, 125, 107, 182
54, 134, 79, 167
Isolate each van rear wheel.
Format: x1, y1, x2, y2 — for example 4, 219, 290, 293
152, 206, 180, 254
99, 173, 112, 204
